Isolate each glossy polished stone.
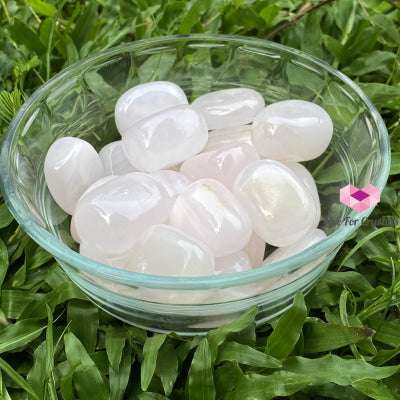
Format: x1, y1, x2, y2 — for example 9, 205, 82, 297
180, 143, 260, 189
99, 140, 137, 176
44, 137, 104, 214
150, 170, 191, 203
243, 232, 265, 268
80, 243, 130, 269
204, 125, 254, 152
214, 251, 252, 275
252, 100, 333, 161
74, 173, 172, 256
115, 81, 188, 135
70, 215, 80, 243
122, 105, 208, 172
263, 228, 326, 265
128, 224, 215, 276
169, 179, 252, 257
283, 162, 321, 228
192, 88, 265, 130
233, 160, 317, 247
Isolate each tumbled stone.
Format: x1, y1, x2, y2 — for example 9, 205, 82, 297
214, 251, 252, 275
263, 228, 326, 265
74, 173, 172, 256
44, 137, 104, 214
128, 224, 215, 276
243, 232, 265, 268
99, 140, 137, 176
150, 170, 190, 203
233, 160, 317, 247
283, 162, 321, 228
80, 243, 130, 270
70, 215, 80, 243
169, 179, 252, 257
204, 125, 254, 152
180, 143, 260, 189
115, 81, 188, 135
192, 88, 265, 130
122, 105, 208, 172
252, 100, 333, 161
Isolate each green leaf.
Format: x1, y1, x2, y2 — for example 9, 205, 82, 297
214, 361, 244, 399
138, 393, 170, 400
109, 346, 132, 400
26, 0, 57, 16
266, 292, 307, 360
178, 0, 211, 33
0, 239, 8, 288
352, 378, 396, 400
187, 338, 215, 400
389, 153, 400, 175
64, 332, 110, 400
303, 321, 375, 353
0, 204, 13, 229
0, 319, 45, 354
225, 371, 312, 400
70, 0, 97, 50
301, 12, 323, 59
155, 341, 178, 396
282, 354, 400, 386
141, 334, 167, 391
216, 342, 281, 368
60, 362, 81, 400
8, 19, 46, 55
343, 51, 396, 76
105, 326, 126, 371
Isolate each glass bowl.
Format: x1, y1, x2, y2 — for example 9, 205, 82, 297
0, 34, 390, 335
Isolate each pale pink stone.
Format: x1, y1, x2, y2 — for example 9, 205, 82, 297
74, 173, 172, 257
283, 162, 321, 228
180, 143, 260, 189
214, 251, 252, 275
169, 179, 252, 257
99, 140, 137, 176
204, 125, 254, 152
243, 232, 265, 268
70, 215, 80, 243
79, 243, 130, 270
150, 170, 191, 203
127, 224, 215, 277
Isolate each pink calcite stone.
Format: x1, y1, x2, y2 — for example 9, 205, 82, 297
180, 143, 260, 189
340, 184, 380, 213
169, 179, 252, 257
214, 251, 252, 275
150, 170, 191, 203
243, 232, 265, 268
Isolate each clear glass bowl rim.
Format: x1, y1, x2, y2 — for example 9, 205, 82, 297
0, 34, 390, 290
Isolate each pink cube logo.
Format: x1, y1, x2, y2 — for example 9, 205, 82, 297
340, 184, 380, 213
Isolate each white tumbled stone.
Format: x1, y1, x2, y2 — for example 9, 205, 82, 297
169, 179, 252, 257
150, 170, 190, 203
122, 105, 208, 172
243, 232, 265, 268
99, 140, 137, 176
252, 100, 333, 161
214, 251, 252, 275
115, 81, 188, 135
192, 88, 265, 130
44, 137, 104, 215
233, 160, 316, 247
128, 224, 215, 277
180, 143, 260, 189
80, 243, 130, 270
204, 125, 254, 152
263, 228, 326, 265
283, 162, 321, 228
74, 173, 172, 257
70, 215, 80, 243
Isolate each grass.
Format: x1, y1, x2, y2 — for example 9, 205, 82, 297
0, 0, 400, 399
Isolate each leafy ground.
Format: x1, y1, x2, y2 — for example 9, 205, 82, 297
0, 0, 400, 399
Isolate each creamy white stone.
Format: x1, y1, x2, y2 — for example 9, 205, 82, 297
192, 88, 265, 130
233, 160, 316, 247
252, 100, 333, 161
214, 251, 252, 275
70, 215, 80, 243
128, 224, 215, 276
99, 140, 137, 176
263, 228, 326, 265
115, 81, 188, 135
204, 125, 254, 152
243, 232, 265, 268
283, 162, 321, 228
74, 173, 172, 257
44, 137, 104, 215
80, 243, 130, 269
122, 105, 208, 172
180, 143, 260, 189
169, 179, 252, 257
150, 170, 190, 203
